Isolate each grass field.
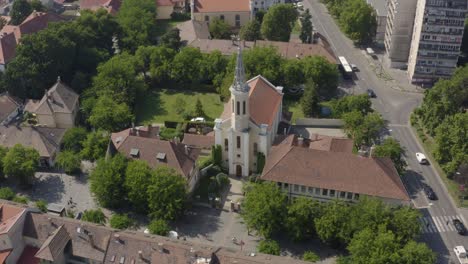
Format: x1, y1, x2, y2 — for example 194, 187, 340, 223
135, 89, 224, 125
284, 99, 304, 123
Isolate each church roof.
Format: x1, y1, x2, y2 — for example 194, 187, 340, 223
221, 75, 283, 130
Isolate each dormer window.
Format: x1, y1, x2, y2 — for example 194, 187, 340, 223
130, 148, 139, 157
156, 152, 166, 161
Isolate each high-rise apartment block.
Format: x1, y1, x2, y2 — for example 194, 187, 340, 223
385, 0, 467, 85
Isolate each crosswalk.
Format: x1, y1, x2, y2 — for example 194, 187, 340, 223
419, 215, 462, 234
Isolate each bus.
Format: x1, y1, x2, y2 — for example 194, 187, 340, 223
338, 56, 353, 80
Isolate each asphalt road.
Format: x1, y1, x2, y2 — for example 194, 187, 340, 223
303, 0, 468, 262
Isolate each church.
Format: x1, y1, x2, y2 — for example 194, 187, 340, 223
214, 47, 285, 176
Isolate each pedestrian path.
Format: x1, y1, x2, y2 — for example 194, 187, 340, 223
419, 215, 462, 234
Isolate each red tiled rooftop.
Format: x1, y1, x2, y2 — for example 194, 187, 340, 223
156, 0, 174, 6
17, 247, 40, 264
194, 0, 250, 13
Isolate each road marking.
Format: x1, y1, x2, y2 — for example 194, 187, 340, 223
419, 215, 462, 234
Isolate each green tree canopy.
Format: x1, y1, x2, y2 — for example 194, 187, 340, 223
343, 111, 384, 148
240, 20, 261, 41
90, 154, 127, 208
0, 146, 8, 177
303, 251, 320, 262
314, 200, 350, 246
110, 214, 133, 229
30, 0, 45, 11
10, 0, 32, 25
135, 45, 176, 83
242, 182, 287, 238
373, 138, 407, 175
88, 94, 134, 132
80, 131, 109, 161
389, 206, 421, 244
261, 4, 298, 41
257, 239, 281, 255
117, 0, 157, 50
209, 17, 232, 39
170, 47, 205, 83
3, 144, 39, 185
243, 46, 284, 84
301, 80, 321, 118
300, 9, 313, 43
160, 28, 182, 51
301, 56, 339, 98
399, 241, 436, 264
82, 209, 106, 224
147, 166, 187, 220
286, 197, 323, 241
55, 150, 81, 174
62, 127, 88, 153
202, 50, 229, 84
281, 59, 305, 88
329, 94, 372, 118
148, 219, 170, 236
125, 160, 153, 213
338, 0, 377, 44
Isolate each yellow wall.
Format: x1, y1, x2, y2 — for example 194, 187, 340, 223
157, 5, 174, 20
193, 11, 250, 27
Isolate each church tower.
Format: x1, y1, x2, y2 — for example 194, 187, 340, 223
230, 46, 250, 132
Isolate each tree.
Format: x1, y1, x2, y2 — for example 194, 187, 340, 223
256, 152, 265, 174
286, 197, 322, 241
300, 9, 313, 43
240, 20, 261, 41
209, 17, 232, 39
117, 0, 157, 50
242, 182, 287, 238
301, 56, 339, 98
338, 0, 377, 44
147, 167, 187, 220
0, 17, 7, 31
399, 241, 436, 264
373, 138, 407, 175
82, 209, 106, 224
89, 154, 127, 208
80, 131, 109, 161
257, 239, 281, 255
301, 80, 320, 118
303, 251, 320, 262
88, 94, 134, 132
194, 98, 205, 117
261, 4, 298, 41
0, 146, 8, 177
135, 45, 176, 83
55, 150, 81, 174
30, 0, 45, 11
62, 127, 88, 153
329, 94, 372, 118
389, 206, 421, 244
160, 28, 182, 50
125, 160, 153, 213
0, 187, 15, 200
148, 219, 170, 236
35, 200, 47, 212
10, 0, 32, 25
110, 214, 133, 229
243, 46, 284, 84
314, 200, 350, 246
434, 112, 468, 175
202, 50, 229, 84
211, 145, 223, 166
171, 47, 204, 83
281, 59, 305, 89
3, 144, 39, 185
342, 111, 384, 148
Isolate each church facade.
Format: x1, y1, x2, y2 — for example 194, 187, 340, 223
214, 47, 284, 176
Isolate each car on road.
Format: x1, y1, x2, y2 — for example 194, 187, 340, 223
453, 219, 467, 235
190, 117, 206, 122
454, 245, 468, 264
416, 152, 429, 164
367, 89, 376, 98
351, 64, 359, 72
423, 185, 437, 200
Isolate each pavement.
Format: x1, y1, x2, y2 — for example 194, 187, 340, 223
303, 0, 468, 262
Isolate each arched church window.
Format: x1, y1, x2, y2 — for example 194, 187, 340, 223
243, 101, 246, 115
236, 101, 240, 115
232, 99, 234, 113
253, 143, 258, 156
224, 139, 228, 151
237, 136, 241, 149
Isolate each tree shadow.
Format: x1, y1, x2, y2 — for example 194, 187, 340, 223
135, 90, 167, 124
272, 234, 344, 260
174, 206, 223, 239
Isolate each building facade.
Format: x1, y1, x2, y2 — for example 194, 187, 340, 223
367, 0, 388, 45
407, 0, 467, 85
214, 47, 283, 177
384, 0, 418, 69
191, 0, 251, 27
250, 0, 284, 13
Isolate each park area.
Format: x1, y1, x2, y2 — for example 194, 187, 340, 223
135, 89, 224, 124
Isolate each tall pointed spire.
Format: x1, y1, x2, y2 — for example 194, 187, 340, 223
232, 45, 250, 92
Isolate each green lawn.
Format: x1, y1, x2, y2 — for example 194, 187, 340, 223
284, 99, 304, 123
135, 89, 224, 125
292, 19, 301, 35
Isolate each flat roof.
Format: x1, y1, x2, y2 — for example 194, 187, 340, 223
366, 0, 387, 16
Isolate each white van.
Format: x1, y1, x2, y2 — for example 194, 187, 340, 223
416, 152, 428, 164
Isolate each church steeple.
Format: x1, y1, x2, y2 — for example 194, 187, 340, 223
232, 46, 250, 93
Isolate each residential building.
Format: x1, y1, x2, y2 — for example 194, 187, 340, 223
407, 0, 467, 85
25, 77, 80, 129
250, 0, 284, 13
214, 47, 285, 176
156, 0, 174, 19
261, 135, 411, 205
0, 92, 22, 125
384, 0, 418, 69
109, 126, 202, 192
0, 11, 63, 71
0, 201, 312, 264
366, 0, 387, 45
191, 0, 251, 27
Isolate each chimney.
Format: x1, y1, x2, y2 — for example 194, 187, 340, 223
88, 233, 95, 248
184, 145, 190, 155
114, 234, 122, 244
190, 0, 194, 20
297, 136, 304, 147
138, 250, 143, 259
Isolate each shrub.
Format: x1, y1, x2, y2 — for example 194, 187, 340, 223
55, 150, 81, 174
159, 127, 183, 141
216, 173, 230, 188
303, 251, 320, 262
82, 209, 106, 224
66, 209, 75, 218
13, 195, 28, 204
35, 200, 48, 212
197, 155, 213, 169
170, 12, 190, 21
257, 239, 281, 255
110, 214, 133, 229
207, 165, 221, 176
148, 219, 170, 236
0, 187, 15, 200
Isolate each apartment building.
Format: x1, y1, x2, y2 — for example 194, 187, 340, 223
367, 0, 387, 45
384, 0, 418, 68
407, 0, 467, 85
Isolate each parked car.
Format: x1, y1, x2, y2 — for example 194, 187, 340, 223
423, 185, 437, 200
453, 219, 467, 235
190, 117, 206, 122
416, 152, 429, 164
367, 89, 376, 98
351, 64, 359, 72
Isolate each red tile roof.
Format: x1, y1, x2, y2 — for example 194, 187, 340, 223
0, 93, 21, 122
17, 246, 40, 264
261, 136, 410, 202
308, 134, 354, 153
156, 0, 174, 6
182, 133, 214, 149
194, 0, 250, 13
221, 75, 283, 130
35, 225, 71, 261
0, 32, 17, 64
111, 128, 199, 179
0, 204, 25, 234
0, 249, 11, 263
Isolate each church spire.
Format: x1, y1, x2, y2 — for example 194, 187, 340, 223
232, 45, 249, 92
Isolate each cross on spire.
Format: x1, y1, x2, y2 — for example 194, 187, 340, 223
232, 38, 249, 92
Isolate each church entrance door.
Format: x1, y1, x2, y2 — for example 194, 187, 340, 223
236, 165, 242, 177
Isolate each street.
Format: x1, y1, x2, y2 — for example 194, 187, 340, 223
303, 0, 468, 262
